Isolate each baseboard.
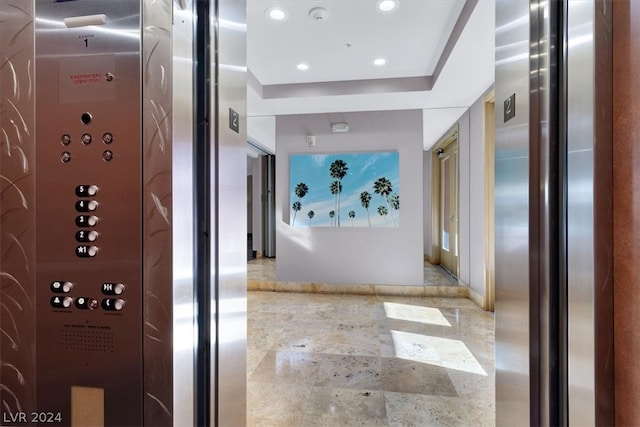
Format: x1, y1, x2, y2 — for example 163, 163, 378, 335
467, 286, 485, 309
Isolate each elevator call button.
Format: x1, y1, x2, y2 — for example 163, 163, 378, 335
76, 185, 99, 197
51, 296, 73, 309
75, 200, 98, 212
102, 298, 125, 311
76, 245, 98, 257
76, 215, 98, 227
61, 134, 71, 145
102, 283, 125, 295
75, 297, 99, 310
81, 133, 92, 145
76, 230, 98, 242
51, 281, 73, 293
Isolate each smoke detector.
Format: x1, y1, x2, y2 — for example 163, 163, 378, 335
309, 7, 329, 21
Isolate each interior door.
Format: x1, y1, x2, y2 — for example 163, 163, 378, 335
439, 141, 459, 276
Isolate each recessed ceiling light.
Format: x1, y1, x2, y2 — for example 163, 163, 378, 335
376, 0, 398, 13
297, 63, 309, 71
266, 7, 288, 21
374, 58, 387, 66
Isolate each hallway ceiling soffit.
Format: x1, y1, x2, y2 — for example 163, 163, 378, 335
246, 0, 495, 150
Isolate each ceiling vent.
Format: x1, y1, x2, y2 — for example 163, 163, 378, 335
309, 7, 329, 21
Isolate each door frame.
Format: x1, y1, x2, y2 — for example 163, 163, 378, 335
483, 92, 496, 311
430, 125, 460, 277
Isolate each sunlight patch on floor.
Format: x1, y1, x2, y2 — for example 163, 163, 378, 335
390, 329, 487, 376
383, 302, 451, 327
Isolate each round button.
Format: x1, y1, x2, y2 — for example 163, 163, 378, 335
114, 299, 125, 311
81, 133, 92, 145
88, 185, 99, 196
87, 200, 98, 211
87, 246, 98, 257
61, 134, 71, 145
102, 150, 113, 162
87, 231, 99, 242
114, 283, 125, 295
62, 297, 73, 308
102, 133, 113, 144
62, 281, 73, 293
61, 152, 71, 163
81, 112, 92, 125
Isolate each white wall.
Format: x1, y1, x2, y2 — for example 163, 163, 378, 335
468, 94, 487, 296
275, 110, 424, 285
424, 86, 492, 296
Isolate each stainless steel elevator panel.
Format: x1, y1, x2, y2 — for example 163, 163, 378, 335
214, 0, 248, 423
141, 0, 174, 424
0, 0, 37, 417
566, 1, 614, 424
495, 1, 532, 424
171, 1, 196, 426
34, 1, 144, 424
3, 0, 250, 425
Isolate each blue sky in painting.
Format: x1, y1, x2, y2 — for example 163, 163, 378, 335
289, 151, 400, 227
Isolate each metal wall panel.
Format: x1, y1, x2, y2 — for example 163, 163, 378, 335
566, 1, 614, 425
213, 0, 248, 423
171, 0, 196, 426
494, 1, 532, 424
142, 0, 174, 424
0, 0, 37, 418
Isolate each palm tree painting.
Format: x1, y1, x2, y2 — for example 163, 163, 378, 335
289, 151, 399, 227
373, 177, 396, 226
377, 205, 389, 224
291, 201, 302, 225
360, 191, 372, 226
329, 159, 348, 226
291, 182, 309, 226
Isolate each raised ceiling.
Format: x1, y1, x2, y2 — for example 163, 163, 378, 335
246, 0, 495, 151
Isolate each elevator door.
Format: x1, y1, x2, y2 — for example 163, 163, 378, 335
439, 141, 458, 276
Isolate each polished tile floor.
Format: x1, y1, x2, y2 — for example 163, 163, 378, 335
247, 289, 495, 426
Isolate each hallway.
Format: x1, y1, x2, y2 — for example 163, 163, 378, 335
247, 291, 495, 426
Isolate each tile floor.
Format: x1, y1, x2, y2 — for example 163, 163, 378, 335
247, 289, 495, 426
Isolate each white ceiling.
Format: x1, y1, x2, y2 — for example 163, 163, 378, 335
246, 0, 495, 152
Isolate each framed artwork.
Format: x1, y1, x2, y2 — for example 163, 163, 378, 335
289, 151, 400, 227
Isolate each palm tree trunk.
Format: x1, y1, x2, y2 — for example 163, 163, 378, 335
366, 209, 371, 226
292, 211, 297, 226
337, 193, 341, 227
